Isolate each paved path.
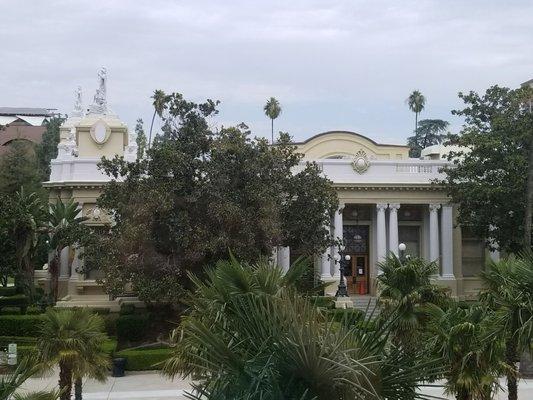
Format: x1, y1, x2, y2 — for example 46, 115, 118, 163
21, 370, 533, 399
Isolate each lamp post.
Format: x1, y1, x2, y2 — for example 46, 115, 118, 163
398, 242, 407, 263
335, 245, 351, 297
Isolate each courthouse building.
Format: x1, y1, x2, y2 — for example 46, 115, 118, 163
45, 70, 496, 309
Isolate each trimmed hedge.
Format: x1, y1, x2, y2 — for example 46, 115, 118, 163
116, 314, 150, 342
102, 338, 117, 356
115, 348, 172, 371
0, 287, 17, 297
0, 336, 37, 346
0, 294, 29, 313
0, 315, 44, 337
326, 308, 365, 325
119, 303, 136, 316
310, 296, 335, 309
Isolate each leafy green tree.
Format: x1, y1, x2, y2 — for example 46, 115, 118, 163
148, 90, 169, 149
47, 198, 89, 302
91, 93, 337, 303
406, 90, 426, 136
0, 140, 42, 196
163, 256, 441, 399
1, 189, 46, 299
264, 97, 282, 144
37, 308, 110, 400
134, 118, 147, 159
407, 119, 449, 158
37, 116, 64, 180
480, 255, 533, 400
442, 86, 533, 253
376, 254, 450, 350
427, 305, 508, 400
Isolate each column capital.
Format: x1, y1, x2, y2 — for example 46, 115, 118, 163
388, 203, 401, 211
429, 203, 441, 212
376, 203, 388, 212
338, 202, 345, 212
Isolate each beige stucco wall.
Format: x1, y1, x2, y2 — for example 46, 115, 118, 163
295, 131, 410, 160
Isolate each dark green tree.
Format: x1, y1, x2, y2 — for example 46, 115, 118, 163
37, 116, 64, 180
134, 118, 147, 159
407, 119, 449, 158
0, 140, 42, 196
442, 86, 533, 254
91, 93, 337, 303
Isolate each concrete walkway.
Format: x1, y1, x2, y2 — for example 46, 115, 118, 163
21, 370, 533, 399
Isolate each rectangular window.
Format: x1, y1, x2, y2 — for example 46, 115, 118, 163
399, 225, 420, 257
461, 227, 485, 277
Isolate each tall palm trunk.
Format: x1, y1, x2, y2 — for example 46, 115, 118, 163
59, 361, 73, 400
75, 377, 83, 400
415, 112, 418, 135
505, 336, 518, 400
271, 118, 274, 144
148, 110, 156, 150
524, 136, 533, 250
22, 256, 35, 301
456, 388, 471, 400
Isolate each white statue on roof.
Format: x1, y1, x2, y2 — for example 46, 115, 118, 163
71, 86, 84, 117
88, 67, 108, 114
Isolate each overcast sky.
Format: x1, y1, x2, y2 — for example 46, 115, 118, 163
2, 0, 532, 144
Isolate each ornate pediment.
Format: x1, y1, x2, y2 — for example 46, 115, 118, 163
351, 149, 370, 174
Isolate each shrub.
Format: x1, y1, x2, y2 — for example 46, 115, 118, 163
0, 287, 17, 297
115, 348, 172, 371
0, 336, 37, 346
102, 338, 117, 356
0, 294, 29, 313
116, 314, 149, 342
104, 313, 119, 336
0, 315, 44, 336
326, 308, 365, 326
310, 296, 334, 309
119, 303, 136, 315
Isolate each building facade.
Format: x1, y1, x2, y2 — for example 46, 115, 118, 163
45, 72, 494, 308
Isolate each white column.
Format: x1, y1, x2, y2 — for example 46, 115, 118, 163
376, 203, 387, 273
277, 246, 290, 273
270, 246, 278, 267
332, 204, 345, 278
59, 247, 70, 278
440, 204, 454, 279
429, 204, 441, 262
388, 203, 400, 256
320, 247, 332, 279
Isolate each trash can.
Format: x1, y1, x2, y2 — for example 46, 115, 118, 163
112, 358, 126, 377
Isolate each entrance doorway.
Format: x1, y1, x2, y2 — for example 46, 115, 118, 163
343, 225, 370, 295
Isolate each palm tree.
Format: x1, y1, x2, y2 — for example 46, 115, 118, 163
406, 90, 426, 135
427, 305, 508, 400
480, 255, 533, 400
263, 97, 282, 144
0, 355, 59, 400
376, 253, 449, 349
148, 90, 169, 150
37, 309, 110, 400
47, 198, 88, 302
163, 256, 441, 399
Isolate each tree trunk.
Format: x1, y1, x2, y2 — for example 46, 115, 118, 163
415, 112, 418, 135
49, 250, 61, 303
59, 361, 73, 400
22, 256, 35, 302
271, 118, 274, 144
74, 377, 83, 400
524, 135, 533, 250
148, 110, 156, 150
456, 388, 471, 400
506, 337, 518, 400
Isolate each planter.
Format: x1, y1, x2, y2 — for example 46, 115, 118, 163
112, 357, 126, 377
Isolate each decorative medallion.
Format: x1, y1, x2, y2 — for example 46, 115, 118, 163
351, 149, 370, 174
90, 120, 110, 145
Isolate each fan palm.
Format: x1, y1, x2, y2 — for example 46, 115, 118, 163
263, 97, 282, 144
406, 90, 426, 136
47, 198, 88, 302
163, 256, 441, 399
376, 254, 449, 350
36, 308, 110, 400
148, 90, 170, 149
480, 255, 533, 400
0, 356, 59, 400
427, 304, 508, 400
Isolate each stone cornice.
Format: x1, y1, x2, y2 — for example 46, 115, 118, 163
333, 183, 445, 192
43, 181, 107, 189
